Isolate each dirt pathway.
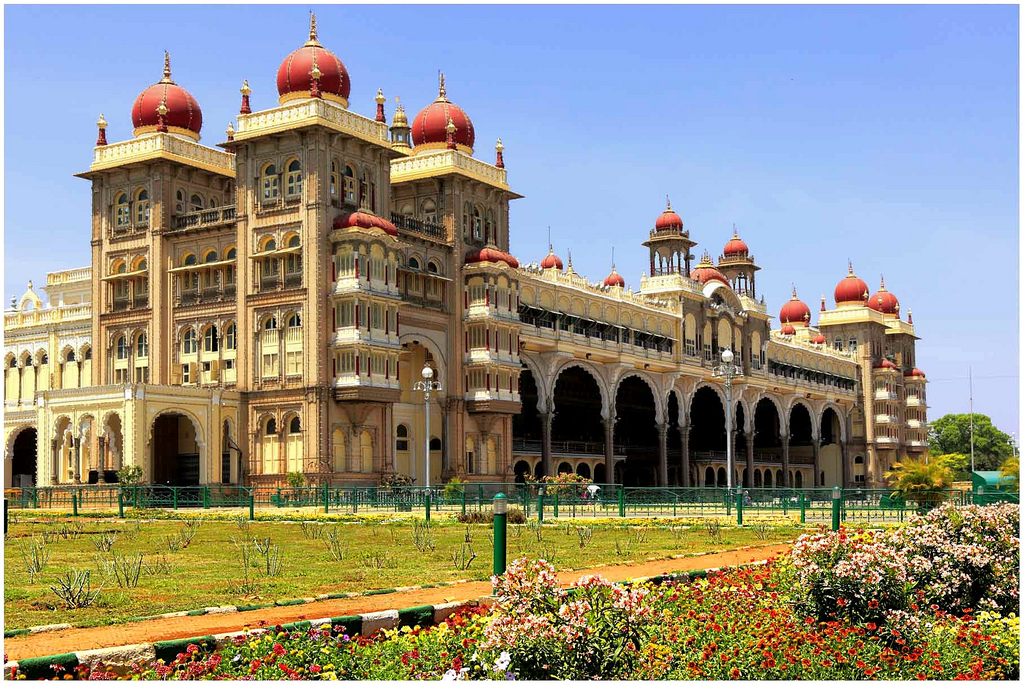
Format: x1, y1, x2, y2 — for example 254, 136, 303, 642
4, 544, 790, 661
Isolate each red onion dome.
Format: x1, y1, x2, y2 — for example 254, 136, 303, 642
604, 266, 625, 288
811, 334, 827, 345
723, 227, 749, 257
834, 261, 870, 306
690, 252, 730, 286
781, 324, 796, 336
867, 276, 900, 316
333, 211, 397, 237
276, 14, 351, 107
779, 287, 812, 326
411, 74, 475, 153
465, 247, 519, 269
873, 359, 898, 370
655, 198, 684, 232
540, 245, 563, 271
131, 53, 202, 140
905, 368, 926, 378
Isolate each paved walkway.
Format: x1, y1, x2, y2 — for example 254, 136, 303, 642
4, 544, 790, 661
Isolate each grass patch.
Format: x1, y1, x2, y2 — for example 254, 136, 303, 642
3, 517, 801, 630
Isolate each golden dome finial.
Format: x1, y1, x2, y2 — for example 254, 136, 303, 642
733, 223, 739, 238
848, 259, 854, 275
438, 71, 447, 100
392, 97, 409, 126
160, 51, 173, 83
495, 137, 504, 152
792, 284, 798, 299
97, 114, 107, 130
445, 116, 456, 134
376, 88, 385, 105
879, 274, 886, 290
306, 11, 320, 45
226, 121, 235, 140
240, 79, 251, 97
666, 195, 671, 211
156, 98, 169, 117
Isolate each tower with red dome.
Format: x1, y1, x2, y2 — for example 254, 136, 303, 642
131, 53, 203, 141
716, 226, 760, 298
641, 198, 697, 279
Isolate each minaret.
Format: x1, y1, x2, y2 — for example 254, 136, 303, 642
239, 80, 252, 114
389, 98, 411, 149
375, 89, 386, 123
95, 114, 107, 146
495, 138, 505, 168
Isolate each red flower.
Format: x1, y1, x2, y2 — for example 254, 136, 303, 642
868, 600, 879, 609
866, 623, 877, 631
273, 643, 286, 656
310, 665, 322, 674
730, 668, 741, 678
801, 659, 811, 667
837, 598, 848, 607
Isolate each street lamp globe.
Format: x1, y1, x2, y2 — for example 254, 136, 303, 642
721, 348, 734, 364
421, 365, 434, 380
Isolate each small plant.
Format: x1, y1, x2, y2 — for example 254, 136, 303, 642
751, 520, 772, 541
509, 524, 524, 539
361, 549, 396, 569
100, 551, 143, 588
42, 528, 60, 544
464, 526, 473, 544
630, 526, 650, 546
58, 521, 84, 540
670, 525, 688, 542
259, 543, 281, 577
162, 534, 183, 553
299, 520, 324, 540
412, 519, 436, 553
233, 516, 251, 535
232, 545, 259, 595
116, 464, 143, 486
286, 471, 306, 489
363, 519, 383, 537
536, 543, 558, 564
20, 536, 51, 583
121, 521, 142, 542
528, 520, 544, 543
615, 539, 632, 557
176, 522, 198, 549
450, 543, 477, 570
91, 530, 119, 553
575, 524, 594, 549
50, 569, 103, 609
704, 519, 723, 543
143, 553, 172, 576
323, 527, 347, 562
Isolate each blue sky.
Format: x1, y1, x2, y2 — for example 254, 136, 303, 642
4, 4, 1019, 436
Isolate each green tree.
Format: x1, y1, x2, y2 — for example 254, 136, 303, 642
286, 471, 306, 489
928, 414, 1013, 471
999, 456, 1019, 490
116, 464, 143, 486
885, 459, 953, 508
932, 452, 969, 479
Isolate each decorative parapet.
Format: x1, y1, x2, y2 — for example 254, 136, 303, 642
818, 307, 886, 326
767, 334, 857, 363
46, 267, 92, 287
390, 149, 510, 190
884, 319, 916, 337
4, 303, 92, 331
519, 265, 676, 313
738, 294, 767, 315
235, 99, 389, 147
638, 273, 703, 297
87, 134, 235, 176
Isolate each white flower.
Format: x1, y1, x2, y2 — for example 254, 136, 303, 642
442, 670, 459, 681
493, 651, 512, 672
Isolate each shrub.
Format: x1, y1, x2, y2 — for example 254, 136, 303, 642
286, 471, 306, 489
19, 535, 50, 582
885, 458, 954, 508
443, 477, 466, 501
455, 506, 526, 525
116, 464, 143, 486
50, 569, 103, 609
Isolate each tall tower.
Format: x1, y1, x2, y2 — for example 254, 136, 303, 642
717, 227, 760, 299
642, 199, 696, 277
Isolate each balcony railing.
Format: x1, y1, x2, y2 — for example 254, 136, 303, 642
132, 294, 149, 309
390, 213, 446, 240
284, 272, 303, 289
112, 297, 129, 312
171, 205, 236, 231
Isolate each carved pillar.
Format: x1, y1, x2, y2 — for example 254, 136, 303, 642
602, 416, 615, 485
540, 411, 553, 478
781, 433, 790, 488
680, 428, 690, 487
73, 437, 81, 484
812, 440, 821, 488
97, 436, 107, 483
50, 438, 59, 485
746, 433, 755, 487
657, 422, 669, 487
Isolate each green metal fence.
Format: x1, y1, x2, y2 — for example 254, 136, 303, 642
4, 484, 1018, 521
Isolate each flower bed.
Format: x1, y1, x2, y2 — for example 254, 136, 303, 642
14, 504, 1019, 681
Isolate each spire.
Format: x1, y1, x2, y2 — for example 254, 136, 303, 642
155, 97, 169, 133
309, 54, 323, 99
907, 309, 913, 324
612, 246, 616, 269
879, 274, 886, 291
160, 51, 174, 84
495, 138, 505, 168
239, 79, 251, 114
791, 284, 798, 299
375, 88, 386, 122
95, 114, 107, 147
225, 122, 235, 142
666, 195, 672, 211
438, 71, 447, 100
566, 250, 574, 274
390, 97, 411, 148
848, 259, 854, 276
305, 11, 321, 46
820, 295, 826, 312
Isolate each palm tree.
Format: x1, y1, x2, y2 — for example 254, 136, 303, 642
885, 459, 953, 510
999, 456, 1019, 490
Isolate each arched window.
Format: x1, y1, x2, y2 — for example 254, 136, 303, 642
266, 418, 277, 435
114, 261, 127, 274
136, 332, 148, 358
429, 437, 441, 451
289, 416, 301, 433
24, 355, 33, 367
190, 194, 204, 212
396, 424, 409, 451
114, 193, 130, 227
203, 325, 220, 353
285, 235, 302, 274
263, 238, 277, 252
183, 253, 197, 267
66, 350, 76, 363
848, 337, 858, 354
330, 159, 340, 199
9, 357, 16, 369
287, 313, 301, 328
264, 317, 277, 330
135, 189, 150, 224
422, 199, 436, 225
427, 261, 439, 274
84, 348, 91, 360
262, 164, 279, 200
209, 197, 217, 208
225, 323, 236, 350
408, 257, 420, 270
226, 247, 236, 260
137, 259, 148, 271
472, 207, 482, 240
175, 189, 185, 214
116, 335, 128, 360
39, 353, 48, 365
285, 159, 302, 197
182, 328, 197, 355
343, 165, 356, 203
205, 251, 219, 263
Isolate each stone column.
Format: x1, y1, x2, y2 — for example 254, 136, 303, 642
97, 436, 107, 483
602, 416, 615, 485
657, 422, 669, 487
745, 433, 755, 487
540, 411, 553, 478
73, 437, 81, 484
840, 441, 850, 488
812, 440, 821, 488
50, 438, 59, 485
680, 428, 690, 487
781, 433, 790, 488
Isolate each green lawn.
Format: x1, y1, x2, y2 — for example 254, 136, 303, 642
3, 516, 800, 630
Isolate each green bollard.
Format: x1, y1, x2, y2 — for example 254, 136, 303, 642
831, 487, 841, 531
492, 493, 507, 586
537, 489, 544, 523
72, 491, 78, 517
618, 487, 626, 518
799, 493, 806, 524
736, 489, 744, 525
425, 492, 431, 522
249, 493, 255, 521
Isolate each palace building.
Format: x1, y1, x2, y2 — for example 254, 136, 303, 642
3, 15, 929, 491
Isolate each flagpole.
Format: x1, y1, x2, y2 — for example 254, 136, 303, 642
969, 366, 975, 473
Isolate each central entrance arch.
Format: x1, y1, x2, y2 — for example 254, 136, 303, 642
614, 375, 658, 486
11, 427, 37, 487
152, 413, 201, 486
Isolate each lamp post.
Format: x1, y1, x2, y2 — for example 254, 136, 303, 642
712, 348, 742, 493
413, 365, 442, 489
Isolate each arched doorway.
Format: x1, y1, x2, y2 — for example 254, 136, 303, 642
557, 461, 572, 475
513, 459, 530, 483
551, 367, 604, 479
11, 427, 37, 487
512, 369, 541, 441
734, 402, 747, 486
690, 386, 725, 487
576, 462, 591, 479
753, 398, 782, 483
666, 392, 682, 485
594, 463, 606, 483
614, 376, 658, 486
820, 407, 843, 486
152, 413, 200, 486
789, 403, 814, 486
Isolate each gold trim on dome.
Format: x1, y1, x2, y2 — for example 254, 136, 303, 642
278, 90, 348, 108
413, 141, 474, 155
132, 125, 200, 142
